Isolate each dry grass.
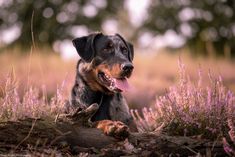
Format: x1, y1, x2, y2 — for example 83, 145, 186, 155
0, 48, 235, 109
0, 48, 76, 99
129, 50, 235, 108
0, 48, 235, 155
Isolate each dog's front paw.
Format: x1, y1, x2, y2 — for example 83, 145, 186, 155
95, 120, 129, 139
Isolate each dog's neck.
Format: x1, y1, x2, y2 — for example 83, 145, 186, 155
72, 72, 114, 121
78, 60, 114, 94
72, 73, 103, 106
72, 61, 114, 103
71, 60, 120, 120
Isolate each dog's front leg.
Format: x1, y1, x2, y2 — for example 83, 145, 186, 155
93, 120, 130, 140
64, 103, 99, 126
64, 103, 130, 139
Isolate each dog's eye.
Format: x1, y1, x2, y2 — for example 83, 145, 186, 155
103, 42, 114, 53
108, 43, 113, 48
121, 47, 128, 55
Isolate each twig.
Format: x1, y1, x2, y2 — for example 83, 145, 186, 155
26, 10, 35, 91
31, 10, 35, 49
167, 139, 199, 155
49, 131, 72, 146
54, 113, 60, 124
15, 119, 37, 150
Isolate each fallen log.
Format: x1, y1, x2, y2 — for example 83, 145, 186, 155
0, 118, 227, 156
0, 104, 227, 156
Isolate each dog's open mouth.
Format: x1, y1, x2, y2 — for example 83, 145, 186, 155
98, 72, 130, 92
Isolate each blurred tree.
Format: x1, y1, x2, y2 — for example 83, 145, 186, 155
0, 0, 123, 49
1, 0, 235, 57
139, 0, 235, 57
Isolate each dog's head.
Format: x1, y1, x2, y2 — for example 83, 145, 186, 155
72, 32, 134, 93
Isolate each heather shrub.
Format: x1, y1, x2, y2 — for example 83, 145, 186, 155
132, 60, 235, 140
223, 119, 235, 156
0, 70, 67, 121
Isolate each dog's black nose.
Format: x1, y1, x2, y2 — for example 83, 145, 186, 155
121, 63, 134, 74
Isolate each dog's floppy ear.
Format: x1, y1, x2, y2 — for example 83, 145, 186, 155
72, 33, 102, 62
115, 33, 134, 61
126, 42, 134, 61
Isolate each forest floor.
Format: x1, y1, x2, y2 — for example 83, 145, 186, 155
0, 118, 227, 156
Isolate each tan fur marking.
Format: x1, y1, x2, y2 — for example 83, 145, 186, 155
95, 120, 129, 139
79, 62, 123, 93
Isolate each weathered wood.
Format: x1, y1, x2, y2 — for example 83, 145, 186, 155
0, 118, 116, 147
0, 118, 227, 156
0, 104, 227, 156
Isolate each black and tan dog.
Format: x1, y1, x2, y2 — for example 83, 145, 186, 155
69, 32, 135, 138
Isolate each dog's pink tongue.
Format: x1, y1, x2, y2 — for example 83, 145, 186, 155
114, 78, 130, 91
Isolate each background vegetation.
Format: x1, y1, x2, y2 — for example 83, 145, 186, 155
1, 0, 235, 57
0, 0, 235, 155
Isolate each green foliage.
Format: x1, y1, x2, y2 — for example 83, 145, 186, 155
1, 0, 235, 57
0, 0, 123, 48
140, 0, 235, 56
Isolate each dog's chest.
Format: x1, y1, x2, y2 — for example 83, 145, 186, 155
108, 93, 131, 123
91, 93, 130, 122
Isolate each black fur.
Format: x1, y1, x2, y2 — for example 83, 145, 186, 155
72, 33, 102, 62
69, 33, 134, 125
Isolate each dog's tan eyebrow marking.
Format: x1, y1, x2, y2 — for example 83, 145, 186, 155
100, 40, 113, 51
107, 40, 113, 47
105, 40, 114, 48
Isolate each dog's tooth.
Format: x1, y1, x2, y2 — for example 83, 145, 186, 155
110, 83, 114, 89
105, 74, 109, 79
